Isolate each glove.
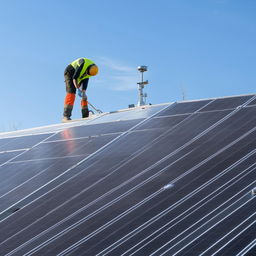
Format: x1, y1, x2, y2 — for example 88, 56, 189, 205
78, 90, 88, 100
78, 89, 83, 97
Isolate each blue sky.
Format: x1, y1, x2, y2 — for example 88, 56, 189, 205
0, 0, 255, 131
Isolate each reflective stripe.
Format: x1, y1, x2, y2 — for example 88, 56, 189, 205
70, 58, 83, 69
81, 99, 88, 107
70, 58, 95, 84
64, 93, 76, 106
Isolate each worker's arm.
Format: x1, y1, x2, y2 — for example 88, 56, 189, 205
81, 78, 89, 91
73, 79, 80, 89
72, 79, 78, 89
73, 58, 85, 89
77, 78, 89, 98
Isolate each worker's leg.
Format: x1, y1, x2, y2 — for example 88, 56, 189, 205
63, 66, 76, 119
64, 93, 76, 118
81, 93, 89, 118
80, 79, 89, 118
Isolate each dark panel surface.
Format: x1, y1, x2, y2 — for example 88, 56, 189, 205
14, 134, 117, 161
0, 156, 85, 215
0, 151, 24, 164
0, 133, 52, 151
157, 100, 212, 116
46, 119, 143, 142
57, 128, 256, 256
199, 95, 253, 112
137, 114, 189, 130
246, 97, 256, 106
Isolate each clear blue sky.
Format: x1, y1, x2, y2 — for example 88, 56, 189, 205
0, 0, 255, 131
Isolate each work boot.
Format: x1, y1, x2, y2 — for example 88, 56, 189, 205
63, 106, 73, 118
62, 116, 72, 122
81, 107, 89, 118
62, 106, 73, 122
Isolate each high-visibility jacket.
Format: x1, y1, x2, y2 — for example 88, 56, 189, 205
71, 58, 95, 84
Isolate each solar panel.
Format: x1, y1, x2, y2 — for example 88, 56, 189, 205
0, 97, 255, 255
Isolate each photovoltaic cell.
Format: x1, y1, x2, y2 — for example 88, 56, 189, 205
0, 156, 85, 215
199, 95, 253, 112
247, 97, 256, 106
13, 134, 117, 161
136, 114, 189, 130
46, 118, 143, 142
0, 133, 52, 152
157, 99, 212, 117
0, 151, 24, 164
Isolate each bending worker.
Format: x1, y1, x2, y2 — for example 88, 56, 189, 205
63, 57, 98, 121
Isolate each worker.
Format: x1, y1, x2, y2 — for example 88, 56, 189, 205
63, 57, 98, 122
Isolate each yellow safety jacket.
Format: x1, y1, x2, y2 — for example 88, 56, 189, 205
71, 58, 95, 84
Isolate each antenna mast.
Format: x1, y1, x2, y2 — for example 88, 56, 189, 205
137, 65, 149, 106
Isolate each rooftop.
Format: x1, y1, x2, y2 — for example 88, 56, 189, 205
0, 94, 255, 255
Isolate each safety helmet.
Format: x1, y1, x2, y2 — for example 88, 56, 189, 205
88, 64, 98, 76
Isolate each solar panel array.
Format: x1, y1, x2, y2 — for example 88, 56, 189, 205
0, 95, 255, 256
